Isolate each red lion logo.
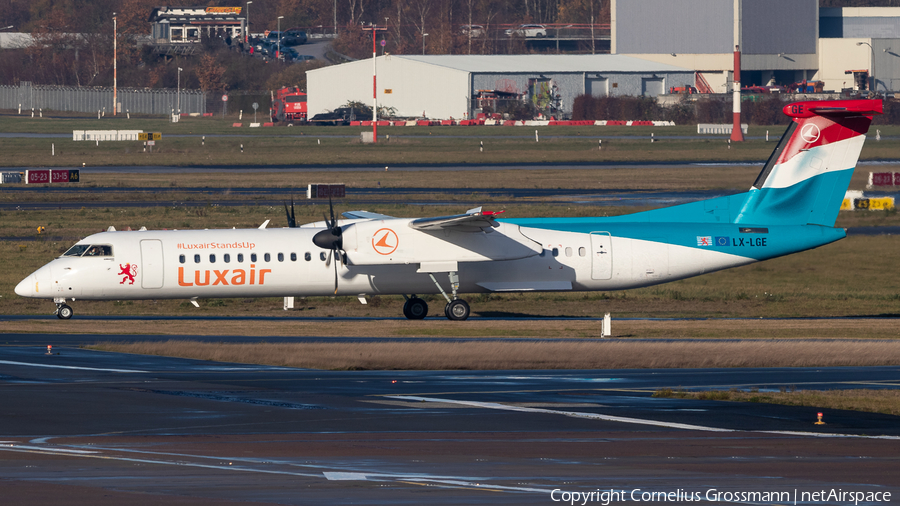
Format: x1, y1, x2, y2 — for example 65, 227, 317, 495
118, 263, 138, 285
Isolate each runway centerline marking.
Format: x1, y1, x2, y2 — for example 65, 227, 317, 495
384, 396, 733, 432
0, 360, 147, 373
386, 396, 900, 439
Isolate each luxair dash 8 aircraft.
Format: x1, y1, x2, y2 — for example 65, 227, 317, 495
16, 99, 881, 320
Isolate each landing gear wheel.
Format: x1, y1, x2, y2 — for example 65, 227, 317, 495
403, 297, 428, 320
57, 304, 73, 320
445, 299, 470, 321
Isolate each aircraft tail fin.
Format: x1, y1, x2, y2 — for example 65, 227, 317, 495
735, 99, 882, 227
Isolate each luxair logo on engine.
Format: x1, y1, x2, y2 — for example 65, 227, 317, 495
372, 228, 399, 255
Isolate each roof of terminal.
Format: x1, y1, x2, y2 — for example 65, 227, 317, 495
389, 54, 693, 73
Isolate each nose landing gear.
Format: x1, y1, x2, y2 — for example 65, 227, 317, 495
54, 298, 73, 319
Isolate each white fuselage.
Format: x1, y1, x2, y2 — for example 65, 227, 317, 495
16, 220, 753, 301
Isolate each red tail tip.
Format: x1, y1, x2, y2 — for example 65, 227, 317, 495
784, 99, 883, 119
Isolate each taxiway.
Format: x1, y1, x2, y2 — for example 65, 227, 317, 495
1, 343, 898, 505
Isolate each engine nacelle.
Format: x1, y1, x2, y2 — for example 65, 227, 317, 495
342, 219, 541, 266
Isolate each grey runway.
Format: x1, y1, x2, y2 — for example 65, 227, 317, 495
1, 344, 898, 505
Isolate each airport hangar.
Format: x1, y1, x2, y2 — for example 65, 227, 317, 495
308, 1, 900, 120
612, 0, 900, 95
306, 54, 695, 120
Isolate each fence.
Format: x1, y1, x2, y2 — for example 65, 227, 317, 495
0, 82, 206, 116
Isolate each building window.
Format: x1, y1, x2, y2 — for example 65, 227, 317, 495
179, 254, 185, 264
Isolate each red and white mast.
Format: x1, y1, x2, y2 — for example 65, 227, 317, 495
730, 44, 744, 142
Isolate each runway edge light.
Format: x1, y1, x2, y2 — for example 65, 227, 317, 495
46, 345, 52, 355
815, 412, 826, 425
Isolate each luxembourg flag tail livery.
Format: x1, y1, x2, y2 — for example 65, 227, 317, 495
15, 100, 881, 321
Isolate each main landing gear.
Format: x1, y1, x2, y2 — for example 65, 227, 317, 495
402, 271, 471, 321
402, 296, 428, 319
54, 298, 73, 319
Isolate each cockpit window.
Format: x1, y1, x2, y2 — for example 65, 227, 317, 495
64, 244, 113, 257
83, 245, 113, 256
63, 245, 90, 257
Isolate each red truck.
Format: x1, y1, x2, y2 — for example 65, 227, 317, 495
270, 87, 307, 123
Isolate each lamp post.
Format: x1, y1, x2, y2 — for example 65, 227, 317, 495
277, 15, 284, 60
113, 13, 117, 116
177, 67, 182, 114
245, 1, 252, 43
422, 33, 428, 55
857, 41, 876, 93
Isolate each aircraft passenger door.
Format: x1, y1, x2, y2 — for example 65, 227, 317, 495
590, 232, 612, 280
140, 239, 164, 289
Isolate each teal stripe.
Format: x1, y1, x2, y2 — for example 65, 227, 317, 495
500, 220, 845, 261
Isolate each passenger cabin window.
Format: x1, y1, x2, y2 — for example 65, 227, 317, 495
179, 254, 186, 264
305, 252, 311, 261
238, 253, 244, 262
290, 253, 297, 261
579, 247, 586, 257
194, 254, 201, 263
264, 253, 271, 262
251, 253, 258, 262
224, 253, 231, 263
277, 253, 284, 262
565, 247, 573, 257
320, 252, 327, 261
209, 254, 216, 263
552, 248, 559, 257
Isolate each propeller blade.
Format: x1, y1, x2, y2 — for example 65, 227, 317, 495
333, 253, 339, 294
328, 195, 336, 228
289, 196, 296, 227
283, 202, 296, 228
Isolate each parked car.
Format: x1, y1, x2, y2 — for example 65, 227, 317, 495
309, 107, 363, 126
460, 24, 484, 37
266, 30, 307, 47
293, 54, 315, 62
283, 29, 308, 45
505, 24, 547, 37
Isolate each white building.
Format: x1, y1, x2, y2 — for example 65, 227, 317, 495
307, 54, 694, 120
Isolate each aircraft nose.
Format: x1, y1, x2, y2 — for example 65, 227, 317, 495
15, 275, 34, 297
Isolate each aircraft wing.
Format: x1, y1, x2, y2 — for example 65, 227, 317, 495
409, 207, 505, 233
342, 210, 396, 220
